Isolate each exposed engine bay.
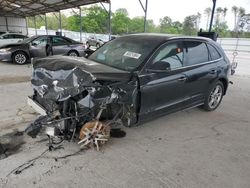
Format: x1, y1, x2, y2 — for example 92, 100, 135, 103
25, 56, 139, 150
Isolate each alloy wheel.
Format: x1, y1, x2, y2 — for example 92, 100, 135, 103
15, 54, 26, 64
208, 85, 223, 109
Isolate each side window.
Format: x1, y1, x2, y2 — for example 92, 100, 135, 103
52, 36, 69, 45
2, 34, 11, 39
14, 35, 25, 39
151, 42, 184, 70
207, 44, 221, 60
184, 41, 209, 66
32, 37, 47, 46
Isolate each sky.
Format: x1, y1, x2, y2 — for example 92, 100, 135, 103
109, 0, 250, 30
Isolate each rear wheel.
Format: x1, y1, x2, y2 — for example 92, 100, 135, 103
86, 42, 90, 49
202, 81, 224, 111
12, 51, 28, 65
68, 50, 79, 57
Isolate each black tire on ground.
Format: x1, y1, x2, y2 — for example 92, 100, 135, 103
202, 81, 224, 111
86, 42, 90, 49
68, 50, 79, 57
12, 51, 28, 65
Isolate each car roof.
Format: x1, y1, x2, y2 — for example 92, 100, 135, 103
1, 33, 26, 36
120, 33, 213, 43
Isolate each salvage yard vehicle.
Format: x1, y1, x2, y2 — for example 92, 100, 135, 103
86, 35, 109, 49
0, 32, 28, 47
0, 35, 85, 64
26, 33, 230, 150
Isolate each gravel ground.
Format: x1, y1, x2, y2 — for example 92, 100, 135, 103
0, 53, 249, 188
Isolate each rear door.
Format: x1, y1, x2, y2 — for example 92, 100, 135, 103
52, 36, 71, 55
181, 40, 220, 105
139, 40, 188, 116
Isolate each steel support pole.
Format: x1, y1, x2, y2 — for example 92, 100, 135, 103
209, 0, 217, 32
34, 16, 37, 35
108, 1, 111, 40
59, 10, 62, 35
144, 0, 148, 32
79, 7, 82, 42
25, 17, 28, 35
5, 17, 8, 31
45, 14, 48, 35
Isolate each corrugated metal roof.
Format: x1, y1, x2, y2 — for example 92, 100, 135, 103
0, 0, 109, 17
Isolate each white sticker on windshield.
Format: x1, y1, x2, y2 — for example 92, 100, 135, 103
123, 51, 141, 59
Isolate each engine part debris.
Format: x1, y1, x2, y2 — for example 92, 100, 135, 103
78, 121, 110, 151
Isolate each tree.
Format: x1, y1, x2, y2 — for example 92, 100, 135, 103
159, 16, 172, 33
232, 6, 239, 31
82, 5, 109, 33
204, 7, 212, 30
183, 13, 201, 35
112, 8, 130, 34
128, 17, 144, 33
67, 15, 81, 31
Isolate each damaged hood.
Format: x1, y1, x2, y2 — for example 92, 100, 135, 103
33, 56, 131, 81
31, 56, 131, 101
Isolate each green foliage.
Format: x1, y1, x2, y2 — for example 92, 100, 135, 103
112, 9, 130, 34
183, 15, 199, 35
27, 5, 250, 38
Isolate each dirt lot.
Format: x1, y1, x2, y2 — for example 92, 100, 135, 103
0, 52, 250, 188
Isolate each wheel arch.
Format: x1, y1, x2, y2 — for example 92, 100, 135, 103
218, 77, 228, 95
67, 50, 79, 56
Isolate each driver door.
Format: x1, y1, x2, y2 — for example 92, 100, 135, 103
29, 36, 48, 58
139, 41, 188, 117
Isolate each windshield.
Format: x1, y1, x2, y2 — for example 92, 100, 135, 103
88, 36, 160, 71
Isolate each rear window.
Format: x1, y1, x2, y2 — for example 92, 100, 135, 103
207, 44, 221, 60
184, 41, 209, 66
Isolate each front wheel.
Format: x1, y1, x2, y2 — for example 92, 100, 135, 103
202, 81, 224, 111
12, 51, 28, 65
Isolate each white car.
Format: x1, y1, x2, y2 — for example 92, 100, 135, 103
0, 33, 28, 47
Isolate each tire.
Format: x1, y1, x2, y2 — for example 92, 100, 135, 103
68, 50, 79, 57
86, 42, 90, 49
12, 51, 28, 65
96, 43, 100, 48
202, 81, 224, 111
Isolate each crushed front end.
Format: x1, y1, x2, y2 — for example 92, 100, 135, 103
25, 56, 139, 150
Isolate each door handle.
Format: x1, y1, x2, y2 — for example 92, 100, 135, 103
178, 76, 187, 82
210, 69, 217, 74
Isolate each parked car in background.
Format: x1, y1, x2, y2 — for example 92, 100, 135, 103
0, 35, 85, 64
86, 35, 109, 49
0, 33, 28, 47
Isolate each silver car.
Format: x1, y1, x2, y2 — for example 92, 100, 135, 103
0, 33, 28, 47
0, 35, 85, 64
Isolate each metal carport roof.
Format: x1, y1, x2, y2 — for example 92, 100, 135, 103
0, 0, 109, 17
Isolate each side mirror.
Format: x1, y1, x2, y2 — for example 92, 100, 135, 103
31, 42, 37, 46
147, 61, 171, 73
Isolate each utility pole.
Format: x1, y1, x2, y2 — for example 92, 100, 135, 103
209, 0, 217, 32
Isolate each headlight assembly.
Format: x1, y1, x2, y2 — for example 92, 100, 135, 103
0, 48, 11, 52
